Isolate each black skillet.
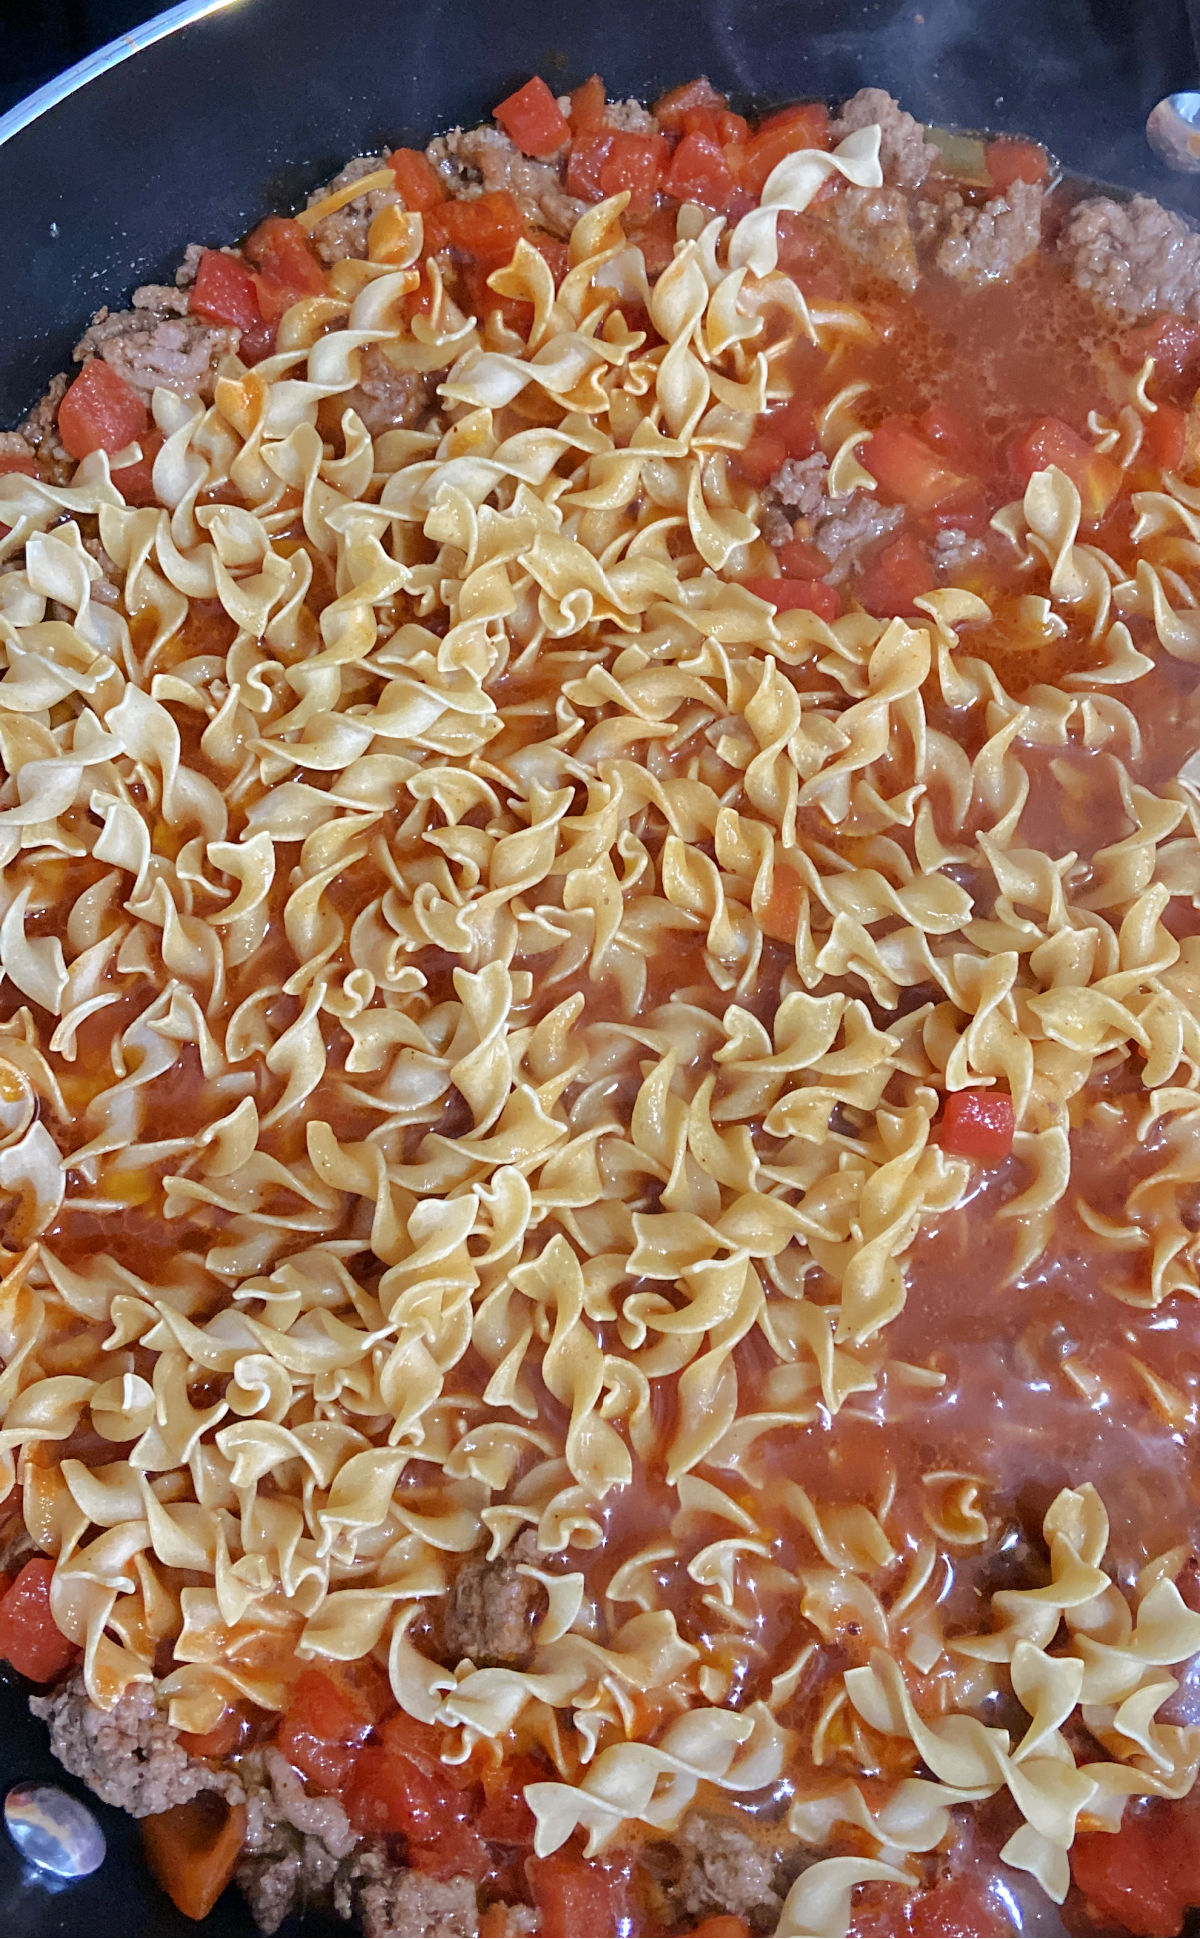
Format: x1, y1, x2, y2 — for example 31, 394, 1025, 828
3, 0, 1200, 1928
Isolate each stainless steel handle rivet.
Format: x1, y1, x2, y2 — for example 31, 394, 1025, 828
4, 1781, 105, 1879
1147, 92, 1200, 171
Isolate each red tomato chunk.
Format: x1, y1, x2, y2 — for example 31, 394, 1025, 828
738, 102, 830, 196
189, 249, 264, 333
855, 532, 935, 617
439, 190, 525, 266
940, 1089, 1015, 1161
743, 576, 839, 621
1071, 1800, 1200, 1938
58, 359, 150, 461
984, 136, 1049, 194
387, 146, 446, 212
244, 215, 326, 323
0, 1557, 78, 1682
493, 76, 570, 159
275, 1665, 380, 1794
526, 1852, 628, 1938
867, 417, 973, 513
1009, 416, 1123, 524
599, 132, 668, 213
664, 131, 738, 213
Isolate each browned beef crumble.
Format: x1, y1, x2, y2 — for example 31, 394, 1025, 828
828, 184, 919, 291
30, 1672, 226, 1817
73, 306, 237, 403
235, 1745, 356, 1933
816, 492, 906, 581
441, 1526, 546, 1670
340, 344, 441, 437
426, 126, 583, 239
306, 155, 403, 264
649, 1807, 799, 1934
831, 85, 940, 188
334, 1845, 480, 1937
1060, 192, 1200, 321
763, 453, 906, 582
930, 177, 1045, 283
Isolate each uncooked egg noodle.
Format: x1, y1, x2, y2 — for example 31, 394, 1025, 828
0, 122, 1199, 1931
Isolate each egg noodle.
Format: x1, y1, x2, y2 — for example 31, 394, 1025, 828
2, 118, 1200, 1932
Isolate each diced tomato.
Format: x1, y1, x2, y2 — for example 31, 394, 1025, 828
567, 75, 607, 135
244, 215, 326, 323
738, 432, 788, 487
741, 394, 818, 481
850, 1871, 1015, 1937
534, 234, 569, 285
526, 1853, 628, 1939
376, 1707, 459, 1774
1142, 400, 1188, 472
0, 1558, 78, 1682
58, 359, 151, 462
276, 1665, 380, 1793
739, 103, 830, 197
776, 537, 831, 577
440, 190, 524, 266
479, 1757, 543, 1843
855, 531, 935, 616
917, 402, 980, 473
178, 1705, 251, 1762
867, 416, 972, 512
716, 110, 751, 146
984, 136, 1049, 194
189, 248, 263, 335
566, 131, 614, 200
494, 76, 570, 160
409, 1819, 491, 1884
1071, 1801, 1200, 1939
924, 482, 992, 536
690, 1922, 753, 1938
759, 862, 804, 945
743, 576, 839, 621
627, 205, 679, 282
111, 428, 164, 507
1009, 415, 1123, 524
346, 1743, 463, 1841
599, 131, 668, 213
1120, 313, 1200, 390
386, 146, 446, 212
939, 1089, 1015, 1161
664, 131, 738, 213
653, 77, 728, 132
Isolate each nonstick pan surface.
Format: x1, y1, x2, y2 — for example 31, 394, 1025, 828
2, 0, 1200, 1929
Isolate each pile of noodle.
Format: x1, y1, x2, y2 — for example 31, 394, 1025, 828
0, 122, 1198, 1932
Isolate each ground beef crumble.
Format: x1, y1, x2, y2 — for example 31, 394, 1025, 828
306, 155, 402, 264
831, 85, 939, 188
441, 1526, 546, 1670
649, 1807, 800, 1935
426, 126, 583, 239
334, 1845, 480, 1937
73, 306, 237, 403
828, 184, 919, 291
1060, 192, 1200, 321
340, 344, 441, 438
928, 178, 1044, 284
31, 1673, 226, 1817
